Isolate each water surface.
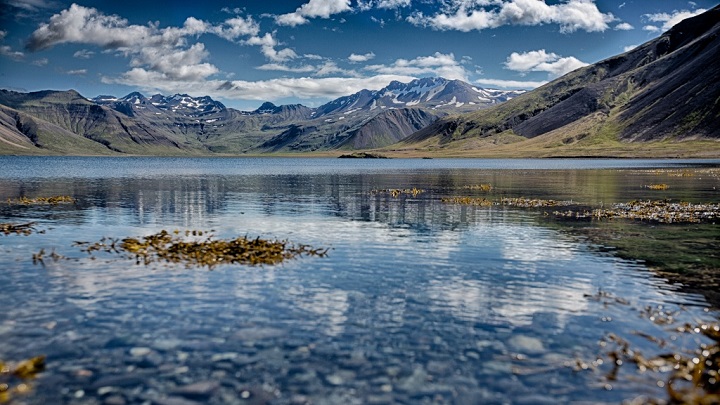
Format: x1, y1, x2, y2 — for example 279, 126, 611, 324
1, 157, 719, 404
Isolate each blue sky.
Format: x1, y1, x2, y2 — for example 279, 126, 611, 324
1, 0, 717, 110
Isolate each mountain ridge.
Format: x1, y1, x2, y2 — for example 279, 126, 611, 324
399, 5, 720, 154
0, 77, 523, 155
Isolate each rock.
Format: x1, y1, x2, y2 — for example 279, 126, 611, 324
153, 396, 203, 405
507, 335, 545, 354
91, 375, 144, 390
170, 381, 219, 400
129, 347, 151, 357
104, 395, 127, 405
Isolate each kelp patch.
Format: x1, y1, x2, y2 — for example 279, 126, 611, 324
441, 197, 493, 206
6, 196, 76, 205
555, 200, 720, 223
370, 188, 425, 198
0, 356, 45, 404
1, 222, 37, 236
74, 230, 328, 268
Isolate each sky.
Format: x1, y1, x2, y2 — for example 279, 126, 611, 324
0, 0, 718, 110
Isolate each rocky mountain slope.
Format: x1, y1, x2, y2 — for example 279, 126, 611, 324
0, 78, 521, 155
401, 5, 720, 154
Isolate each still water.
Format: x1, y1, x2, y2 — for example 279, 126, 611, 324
1, 157, 719, 404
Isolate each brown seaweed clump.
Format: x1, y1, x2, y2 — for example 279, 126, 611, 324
371, 188, 425, 198
645, 184, 670, 190
464, 184, 493, 192
76, 230, 327, 268
501, 197, 575, 208
441, 197, 493, 207
0, 356, 46, 404
555, 200, 720, 223
601, 322, 719, 405
1, 222, 36, 236
7, 196, 76, 205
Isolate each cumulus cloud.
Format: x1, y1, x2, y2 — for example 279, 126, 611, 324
214, 75, 415, 100
24, 4, 272, 91
276, 0, 352, 26
105, 72, 415, 102
66, 69, 86, 75
643, 25, 660, 32
0, 45, 25, 61
72, 49, 94, 59
31, 58, 48, 66
408, 0, 615, 33
614, 22, 633, 30
364, 52, 469, 81
644, 8, 706, 31
475, 78, 547, 89
244, 32, 298, 62
623, 44, 638, 52
504, 49, 587, 77
348, 52, 376, 62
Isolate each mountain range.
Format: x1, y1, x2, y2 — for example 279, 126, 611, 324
1, 5, 718, 157
0, 78, 522, 155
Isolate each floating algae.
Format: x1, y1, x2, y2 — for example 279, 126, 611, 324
370, 188, 425, 198
555, 200, 720, 224
463, 184, 493, 191
501, 197, 575, 208
74, 230, 328, 268
644, 184, 670, 190
6, 196, 76, 205
0, 356, 45, 404
1, 222, 36, 236
441, 197, 493, 207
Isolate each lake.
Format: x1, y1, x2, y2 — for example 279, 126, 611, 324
1, 156, 719, 404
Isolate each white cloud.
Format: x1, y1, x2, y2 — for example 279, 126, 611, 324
377, 0, 412, 8
256, 63, 316, 73
244, 33, 298, 62
643, 25, 660, 32
5, 0, 55, 12
623, 44, 638, 52
614, 22, 633, 30
475, 78, 547, 89
214, 16, 260, 40
25, 4, 272, 88
365, 52, 469, 81
276, 0, 352, 26
105, 72, 415, 102
348, 52, 376, 62
31, 58, 48, 66
0, 45, 24, 61
644, 8, 706, 31
66, 69, 87, 75
408, 0, 615, 33
505, 49, 587, 77
73, 49, 94, 59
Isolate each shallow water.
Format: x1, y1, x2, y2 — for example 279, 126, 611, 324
1, 157, 719, 404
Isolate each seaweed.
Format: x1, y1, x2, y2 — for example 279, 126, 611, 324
464, 184, 493, 191
370, 188, 425, 198
441, 197, 493, 206
1, 222, 37, 236
74, 230, 328, 268
0, 356, 46, 404
6, 196, 76, 205
555, 200, 720, 223
645, 184, 670, 190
